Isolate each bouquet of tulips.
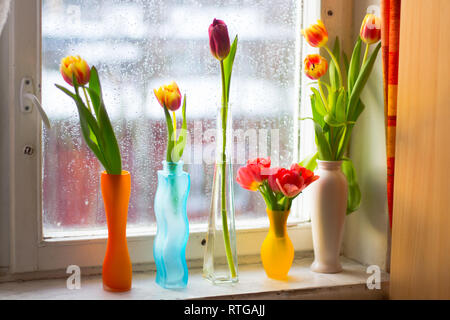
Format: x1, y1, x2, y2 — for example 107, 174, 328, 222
300, 14, 382, 213
236, 158, 319, 211
56, 55, 122, 174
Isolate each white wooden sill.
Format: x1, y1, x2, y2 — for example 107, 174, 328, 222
0, 256, 389, 300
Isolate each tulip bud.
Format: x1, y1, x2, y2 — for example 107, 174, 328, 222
304, 54, 328, 80
60, 55, 91, 86
208, 18, 231, 61
301, 20, 328, 48
154, 81, 182, 111
360, 14, 381, 44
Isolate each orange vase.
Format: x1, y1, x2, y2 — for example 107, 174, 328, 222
260, 208, 294, 280
101, 170, 132, 292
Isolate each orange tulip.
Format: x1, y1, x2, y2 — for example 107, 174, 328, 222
304, 54, 328, 80
153, 81, 182, 111
301, 20, 328, 48
60, 55, 91, 86
360, 14, 381, 44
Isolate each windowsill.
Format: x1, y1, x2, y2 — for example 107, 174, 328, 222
0, 256, 389, 300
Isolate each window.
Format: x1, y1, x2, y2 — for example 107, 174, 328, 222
7, 0, 320, 273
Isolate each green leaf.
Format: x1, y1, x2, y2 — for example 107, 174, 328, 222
299, 152, 318, 172
348, 37, 362, 94
87, 67, 102, 119
335, 88, 347, 123
328, 88, 338, 117
89, 66, 102, 96
309, 94, 325, 130
342, 51, 350, 76
56, 72, 122, 175
301, 117, 332, 160
56, 84, 108, 170
55, 83, 77, 100
95, 91, 122, 174
324, 113, 344, 127
342, 157, 361, 214
351, 99, 366, 123
223, 35, 238, 103
311, 88, 327, 117
348, 42, 381, 122
172, 95, 187, 162
335, 124, 354, 161
324, 113, 355, 127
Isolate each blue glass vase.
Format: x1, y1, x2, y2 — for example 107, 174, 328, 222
153, 161, 190, 289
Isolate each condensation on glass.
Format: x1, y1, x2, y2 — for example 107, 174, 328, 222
42, 0, 300, 236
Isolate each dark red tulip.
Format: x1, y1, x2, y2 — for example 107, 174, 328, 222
208, 18, 231, 61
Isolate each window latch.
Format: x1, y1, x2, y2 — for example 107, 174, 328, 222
20, 77, 51, 129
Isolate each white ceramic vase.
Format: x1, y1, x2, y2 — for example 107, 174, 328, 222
310, 160, 347, 273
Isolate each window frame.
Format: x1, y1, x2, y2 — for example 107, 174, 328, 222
7, 0, 326, 274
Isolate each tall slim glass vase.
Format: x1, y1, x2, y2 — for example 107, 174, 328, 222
203, 105, 238, 284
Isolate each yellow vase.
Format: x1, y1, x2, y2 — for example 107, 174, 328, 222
260, 208, 294, 280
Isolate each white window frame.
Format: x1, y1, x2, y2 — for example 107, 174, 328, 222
6, 0, 334, 274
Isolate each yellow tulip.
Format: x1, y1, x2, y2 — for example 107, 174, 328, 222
153, 81, 182, 111
301, 20, 328, 48
304, 54, 328, 80
60, 55, 90, 86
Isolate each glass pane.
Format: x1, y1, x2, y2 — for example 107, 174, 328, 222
42, 0, 300, 236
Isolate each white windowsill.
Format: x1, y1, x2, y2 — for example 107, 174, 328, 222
0, 256, 389, 300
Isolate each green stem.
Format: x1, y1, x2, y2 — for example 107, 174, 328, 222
362, 43, 370, 68
82, 87, 92, 113
219, 60, 236, 279
324, 45, 343, 89
172, 111, 177, 140
163, 105, 174, 162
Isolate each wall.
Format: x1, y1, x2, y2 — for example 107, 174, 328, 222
342, 0, 390, 270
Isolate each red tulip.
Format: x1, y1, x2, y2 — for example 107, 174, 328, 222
268, 165, 319, 198
247, 157, 271, 178
267, 167, 284, 193
236, 164, 263, 192
290, 163, 319, 188
360, 14, 381, 45
208, 18, 231, 61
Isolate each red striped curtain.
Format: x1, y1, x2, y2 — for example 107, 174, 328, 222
381, 0, 401, 228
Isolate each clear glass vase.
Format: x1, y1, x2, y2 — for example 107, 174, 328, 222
203, 106, 238, 284
153, 161, 190, 289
